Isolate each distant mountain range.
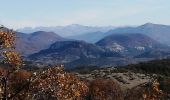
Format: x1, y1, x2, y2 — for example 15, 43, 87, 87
17, 24, 115, 37
28, 33, 170, 68
67, 23, 170, 45
10, 23, 170, 68
108, 23, 170, 46
17, 23, 170, 45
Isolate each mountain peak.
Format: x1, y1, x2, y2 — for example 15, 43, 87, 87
141, 22, 155, 27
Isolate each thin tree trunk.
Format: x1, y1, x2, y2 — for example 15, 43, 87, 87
2, 77, 8, 100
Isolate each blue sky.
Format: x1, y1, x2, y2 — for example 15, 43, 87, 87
0, 0, 170, 29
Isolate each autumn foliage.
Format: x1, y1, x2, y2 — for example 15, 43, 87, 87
22, 65, 89, 100
142, 79, 165, 100
0, 27, 15, 48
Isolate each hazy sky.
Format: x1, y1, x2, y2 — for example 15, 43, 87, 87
0, 0, 170, 29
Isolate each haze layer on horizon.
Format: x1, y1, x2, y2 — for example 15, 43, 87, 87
0, 0, 170, 29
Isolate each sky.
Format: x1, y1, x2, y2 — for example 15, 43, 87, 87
0, 0, 170, 29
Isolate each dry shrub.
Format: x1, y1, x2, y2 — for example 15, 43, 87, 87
90, 78, 123, 100
17, 65, 89, 100
1, 65, 89, 100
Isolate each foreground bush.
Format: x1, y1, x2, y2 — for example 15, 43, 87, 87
15, 65, 89, 100
90, 78, 123, 100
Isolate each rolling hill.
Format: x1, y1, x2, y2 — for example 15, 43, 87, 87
28, 40, 122, 64
96, 33, 169, 56
16, 31, 66, 55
